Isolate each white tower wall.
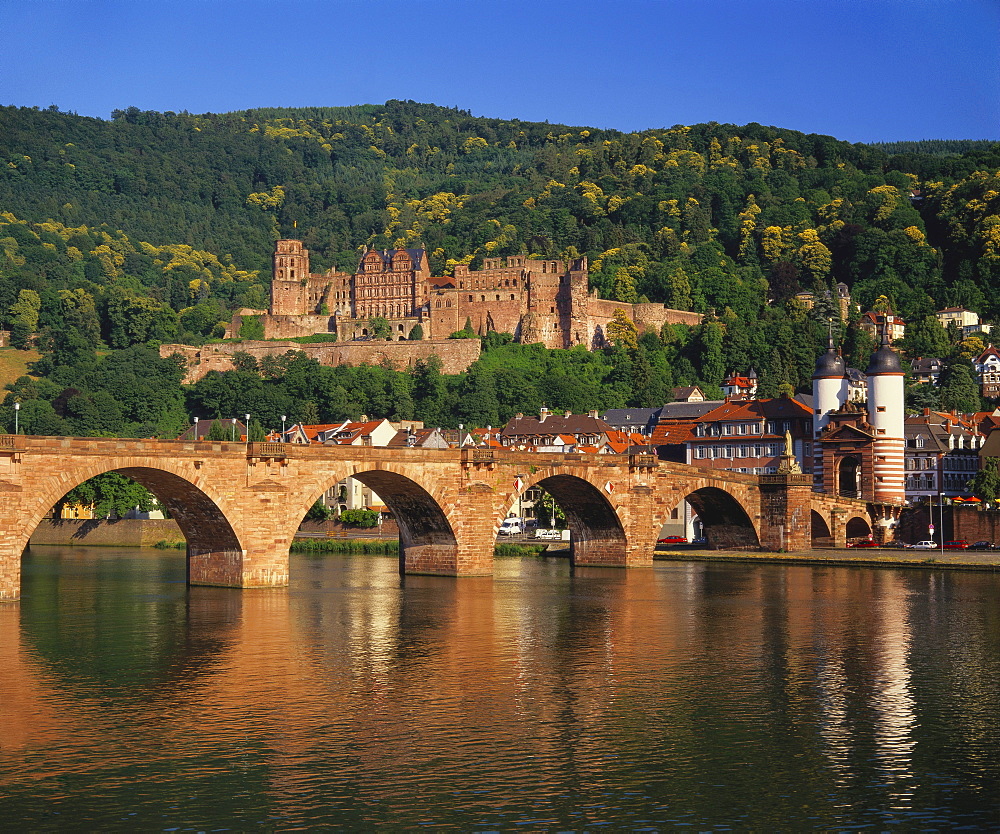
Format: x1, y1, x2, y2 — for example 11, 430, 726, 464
868, 372, 906, 503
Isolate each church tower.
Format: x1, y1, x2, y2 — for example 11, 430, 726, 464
866, 324, 906, 503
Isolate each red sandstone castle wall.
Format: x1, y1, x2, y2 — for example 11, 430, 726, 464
161, 338, 482, 382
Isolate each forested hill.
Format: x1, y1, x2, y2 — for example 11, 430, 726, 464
0, 100, 999, 440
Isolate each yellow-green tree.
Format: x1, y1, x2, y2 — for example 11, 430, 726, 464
606, 309, 638, 350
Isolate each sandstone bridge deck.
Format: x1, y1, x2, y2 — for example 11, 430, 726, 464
0, 435, 876, 601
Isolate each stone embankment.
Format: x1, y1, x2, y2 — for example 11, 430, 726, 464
655, 547, 1000, 571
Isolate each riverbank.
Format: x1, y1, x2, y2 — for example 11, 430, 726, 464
655, 547, 1000, 572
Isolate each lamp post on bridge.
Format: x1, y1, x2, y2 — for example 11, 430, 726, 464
13, 401, 19, 435
231, 418, 237, 442
281, 415, 287, 442
193, 415, 198, 439
245, 413, 250, 442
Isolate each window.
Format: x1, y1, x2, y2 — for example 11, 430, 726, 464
876, 406, 886, 412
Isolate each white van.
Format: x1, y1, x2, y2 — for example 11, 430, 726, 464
499, 517, 525, 536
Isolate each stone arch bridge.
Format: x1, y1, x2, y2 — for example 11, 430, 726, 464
0, 435, 876, 601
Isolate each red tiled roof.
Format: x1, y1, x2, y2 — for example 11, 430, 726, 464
650, 419, 697, 445
696, 397, 811, 423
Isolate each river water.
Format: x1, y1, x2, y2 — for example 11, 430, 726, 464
2, 545, 999, 829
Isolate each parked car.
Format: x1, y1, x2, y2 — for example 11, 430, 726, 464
912, 541, 938, 550
657, 535, 688, 545
848, 539, 880, 548
944, 540, 970, 550
498, 518, 525, 536
691, 537, 707, 545
971, 540, 993, 550
534, 528, 563, 540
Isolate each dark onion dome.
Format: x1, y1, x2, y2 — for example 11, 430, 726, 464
813, 345, 846, 378
866, 325, 904, 375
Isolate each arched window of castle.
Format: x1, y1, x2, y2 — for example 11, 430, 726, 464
468, 295, 473, 302
447, 299, 452, 308
542, 263, 547, 273
510, 294, 515, 300
496, 294, 500, 301
481, 295, 486, 302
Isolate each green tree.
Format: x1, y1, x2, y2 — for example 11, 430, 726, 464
340, 508, 379, 527
408, 323, 424, 340
305, 499, 333, 521
238, 315, 265, 340
696, 320, 725, 386
969, 458, 1000, 503
612, 268, 639, 303
368, 316, 392, 339
9, 289, 40, 348
60, 472, 157, 518
938, 361, 981, 413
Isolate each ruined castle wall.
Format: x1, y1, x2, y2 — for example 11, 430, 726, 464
263, 314, 336, 340
161, 338, 482, 382
585, 298, 702, 336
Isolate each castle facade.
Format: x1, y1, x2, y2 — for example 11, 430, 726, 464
237, 239, 701, 348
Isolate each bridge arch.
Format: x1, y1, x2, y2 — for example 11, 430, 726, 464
811, 510, 833, 547
14, 459, 245, 588
520, 472, 628, 564
845, 514, 872, 542
288, 463, 460, 575
683, 486, 760, 548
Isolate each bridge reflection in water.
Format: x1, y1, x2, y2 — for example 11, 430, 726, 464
0, 435, 878, 600
2, 549, 998, 828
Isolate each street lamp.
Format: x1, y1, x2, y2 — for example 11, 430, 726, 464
231, 417, 237, 442
13, 401, 19, 435
245, 413, 250, 442
281, 415, 287, 441
193, 415, 198, 439
939, 490, 945, 558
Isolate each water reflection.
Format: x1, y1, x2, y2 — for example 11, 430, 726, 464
2, 548, 1000, 828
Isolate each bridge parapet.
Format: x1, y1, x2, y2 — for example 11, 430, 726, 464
247, 442, 287, 460
0, 435, 25, 452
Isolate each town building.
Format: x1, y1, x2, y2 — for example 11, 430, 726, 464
910, 357, 943, 385
500, 408, 614, 452
793, 282, 852, 319
685, 397, 814, 475
904, 411, 983, 502
859, 310, 906, 342
721, 370, 758, 399
974, 345, 1000, 398
937, 307, 992, 337
235, 239, 701, 351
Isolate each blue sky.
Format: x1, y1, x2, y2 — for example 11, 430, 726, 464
2, 0, 997, 143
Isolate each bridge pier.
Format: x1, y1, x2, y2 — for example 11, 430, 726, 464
187, 547, 290, 589
758, 473, 814, 551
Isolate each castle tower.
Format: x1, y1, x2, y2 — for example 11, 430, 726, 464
271, 240, 310, 316
812, 331, 849, 478
866, 324, 906, 503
